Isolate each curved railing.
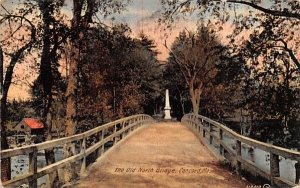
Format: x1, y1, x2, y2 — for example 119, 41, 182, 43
182, 113, 300, 187
1, 114, 154, 188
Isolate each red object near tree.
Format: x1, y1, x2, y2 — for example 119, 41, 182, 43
23, 118, 44, 129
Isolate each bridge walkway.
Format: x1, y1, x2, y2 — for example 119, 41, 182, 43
75, 122, 249, 188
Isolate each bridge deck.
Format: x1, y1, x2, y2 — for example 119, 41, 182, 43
75, 122, 248, 188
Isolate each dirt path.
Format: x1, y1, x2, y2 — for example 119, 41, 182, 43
75, 122, 249, 188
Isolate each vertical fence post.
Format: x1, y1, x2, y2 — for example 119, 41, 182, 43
29, 147, 38, 188
197, 118, 201, 136
80, 136, 86, 175
209, 123, 213, 145
270, 152, 280, 185
199, 118, 203, 138
97, 130, 103, 157
121, 122, 125, 139
114, 124, 117, 145
192, 117, 196, 133
295, 161, 300, 184
130, 119, 133, 133
101, 129, 105, 154
219, 128, 224, 155
194, 116, 197, 131
235, 140, 242, 175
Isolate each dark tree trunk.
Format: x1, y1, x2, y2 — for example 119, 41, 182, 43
64, 0, 96, 182
64, 1, 84, 182
1, 48, 25, 182
0, 46, 11, 182
38, 1, 61, 186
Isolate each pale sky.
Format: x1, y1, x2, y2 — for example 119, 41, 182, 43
0, 0, 199, 100
2, 0, 297, 101
0, 0, 198, 61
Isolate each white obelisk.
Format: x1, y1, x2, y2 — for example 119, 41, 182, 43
164, 89, 171, 119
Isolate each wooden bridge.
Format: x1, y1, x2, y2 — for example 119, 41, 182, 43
1, 114, 300, 188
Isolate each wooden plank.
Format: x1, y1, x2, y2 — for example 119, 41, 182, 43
185, 125, 225, 162
29, 147, 37, 188
238, 157, 270, 180
37, 152, 85, 178
235, 140, 242, 175
1, 145, 34, 158
85, 122, 139, 157
85, 134, 114, 156
274, 177, 296, 187
2, 173, 34, 187
182, 114, 300, 161
221, 141, 235, 157
270, 153, 280, 186
80, 136, 87, 174
1, 114, 153, 187
36, 134, 83, 151
2, 115, 152, 159
182, 114, 300, 187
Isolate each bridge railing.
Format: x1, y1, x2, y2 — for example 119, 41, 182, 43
182, 113, 300, 187
1, 114, 154, 188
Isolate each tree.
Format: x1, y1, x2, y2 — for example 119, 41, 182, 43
0, 5, 36, 181
63, 1, 130, 182
160, 0, 300, 70
77, 26, 161, 124
64, 0, 130, 134
34, 0, 68, 186
163, 59, 191, 118
235, 29, 300, 146
165, 24, 224, 114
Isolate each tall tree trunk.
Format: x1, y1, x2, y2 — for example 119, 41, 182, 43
0, 15, 35, 182
189, 81, 202, 114
179, 92, 186, 115
63, 0, 96, 182
0, 46, 11, 182
190, 91, 199, 114
0, 48, 24, 182
38, 1, 60, 186
65, 43, 79, 137
64, 10, 82, 181
63, 41, 79, 182
44, 109, 60, 186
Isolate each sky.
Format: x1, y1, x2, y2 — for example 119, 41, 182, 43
2, 0, 297, 101
104, 0, 198, 61
0, 0, 199, 60
0, 0, 200, 100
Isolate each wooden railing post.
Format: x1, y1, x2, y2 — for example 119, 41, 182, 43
80, 136, 86, 175
199, 118, 203, 137
29, 147, 37, 188
219, 128, 224, 155
197, 119, 200, 134
180, 113, 300, 187
295, 161, 300, 184
121, 122, 125, 139
209, 123, 213, 145
129, 119, 133, 133
113, 124, 117, 145
270, 153, 280, 185
101, 130, 105, 154
97, 130, 103, 157
195, 116, 197, 130
235, 140, 242, 175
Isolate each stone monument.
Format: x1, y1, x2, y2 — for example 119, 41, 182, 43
164, 89, 171, 119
